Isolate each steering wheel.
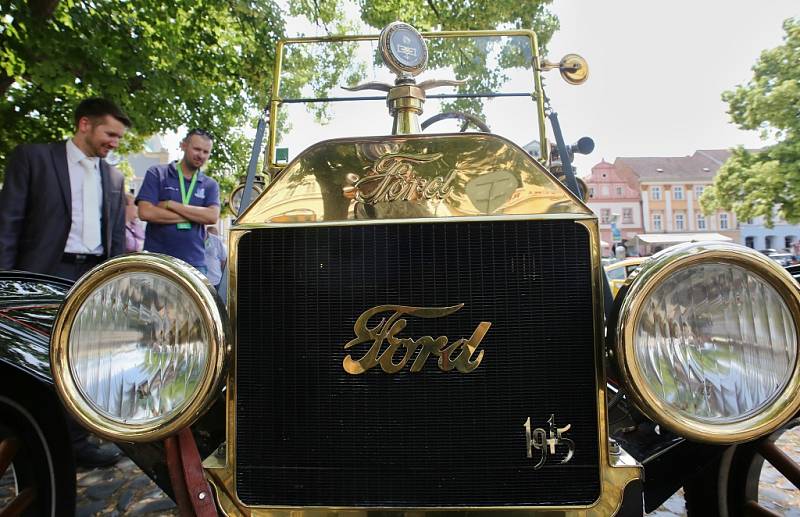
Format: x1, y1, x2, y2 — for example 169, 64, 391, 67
421, 111, 490, 133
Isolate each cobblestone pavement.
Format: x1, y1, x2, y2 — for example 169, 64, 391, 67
73, 456, 179, 517
2, 428, 800, 516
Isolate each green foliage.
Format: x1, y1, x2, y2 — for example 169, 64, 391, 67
0, 0, 284, 188
358, 0, 558, 41
359, 0, 559, 120
704, 18, 800, 225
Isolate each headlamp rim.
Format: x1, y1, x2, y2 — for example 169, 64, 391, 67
50, 253, 229, 443
614, 242, 800, 444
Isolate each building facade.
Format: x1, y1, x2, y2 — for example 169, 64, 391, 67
127, 135, 171, 194
583, 160, 644, 255
614, 150, 740, 254
740, 217, 800, 253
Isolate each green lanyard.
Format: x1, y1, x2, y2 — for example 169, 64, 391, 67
177, 162, 199, 205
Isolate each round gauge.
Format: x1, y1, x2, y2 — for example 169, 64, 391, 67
379, 22, 428, 76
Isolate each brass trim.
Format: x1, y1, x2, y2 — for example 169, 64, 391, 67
540, 54, 589, 86
614, 241, 800, 444
50, 253, 230, 442
239, 133, 592, 226
234, 213, 596, 231
342, 303, 490, 374
205, 218, 642, 515
379, 22, 429, 77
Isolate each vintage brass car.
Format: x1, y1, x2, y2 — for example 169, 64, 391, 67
3, 22, 800, 517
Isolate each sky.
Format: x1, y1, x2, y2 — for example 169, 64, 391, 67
543, 0, 798, 175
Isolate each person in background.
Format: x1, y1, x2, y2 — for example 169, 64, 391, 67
0, 97, 130, 468
136, 128, 220, 272
0, 97, 129, 281
204, 224, 227, 291
125, 192, 145, 253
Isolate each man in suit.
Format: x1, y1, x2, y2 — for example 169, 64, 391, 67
0, 97, 130, 468
0, 97, 129, 280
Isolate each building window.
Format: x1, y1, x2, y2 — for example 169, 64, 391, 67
765, 236, 775, 249
786, 236, 796, 249
719, 213, 729, 230
697, 213, 706, 230
694, 185, 705, 199
652, 214, 662, 231
622, 208, 633, 224
600, 208, 610, 224
588, 187, 594, 198
601, 185, 609, 196
673, 186, 684, 200
651, 186, 662, 201
675, 213, 685, 230
615, 186, 623, 196
745, 236, 755, 248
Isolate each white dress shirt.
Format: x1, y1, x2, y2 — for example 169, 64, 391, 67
64, 139, 103, 255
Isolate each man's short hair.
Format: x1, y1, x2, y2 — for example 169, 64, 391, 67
184, 128, 213, 142
74, 98, 132, 128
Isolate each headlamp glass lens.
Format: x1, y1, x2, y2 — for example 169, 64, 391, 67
634, 262, 797, 423
69, 272, 209, 424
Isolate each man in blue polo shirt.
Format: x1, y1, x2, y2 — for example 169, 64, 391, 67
136, 129, 220, 272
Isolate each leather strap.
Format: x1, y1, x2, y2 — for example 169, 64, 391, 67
164, 429, 219, 516
164, 435, 195, 515
178, 427, 218, 516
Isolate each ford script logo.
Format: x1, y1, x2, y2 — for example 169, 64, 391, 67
343, 304, 491, 375
343, 152, 455, 204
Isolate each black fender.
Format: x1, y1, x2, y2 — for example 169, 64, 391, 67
0, 270, 72, 384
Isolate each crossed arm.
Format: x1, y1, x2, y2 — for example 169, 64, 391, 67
138, 200, 219, 225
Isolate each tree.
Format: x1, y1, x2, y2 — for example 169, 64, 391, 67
359, 0, 559, 118
701, 18, 800, 225
0, 0, 559, 202
0, 0, 284, 186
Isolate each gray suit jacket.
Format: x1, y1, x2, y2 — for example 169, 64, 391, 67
0, 141, 126, 274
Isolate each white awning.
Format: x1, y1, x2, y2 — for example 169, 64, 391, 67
635, 233, 733, 245
600, 240, 610, 247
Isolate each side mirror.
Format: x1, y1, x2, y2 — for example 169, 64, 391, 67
540, 54, 590, 85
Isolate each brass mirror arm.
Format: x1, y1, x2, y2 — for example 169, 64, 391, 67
539, 59, 583, 73
538, 59, 562, 71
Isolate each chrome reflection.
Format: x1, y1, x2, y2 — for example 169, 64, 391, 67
70, 272, 209, 424
635, 262, 796, 424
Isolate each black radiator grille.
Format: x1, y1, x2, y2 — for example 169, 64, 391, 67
235, 219, 601, 507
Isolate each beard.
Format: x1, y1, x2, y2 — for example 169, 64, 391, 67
85, 136, 111, 158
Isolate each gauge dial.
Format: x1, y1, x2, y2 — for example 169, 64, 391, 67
379, 22, 428, 76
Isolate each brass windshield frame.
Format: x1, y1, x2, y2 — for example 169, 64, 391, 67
268, 29, 548, 172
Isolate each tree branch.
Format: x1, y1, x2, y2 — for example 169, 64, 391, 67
426, 0, 443, 27
29, 0, 60, 19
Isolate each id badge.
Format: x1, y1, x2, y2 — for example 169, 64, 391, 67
176, 222, 191, 230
